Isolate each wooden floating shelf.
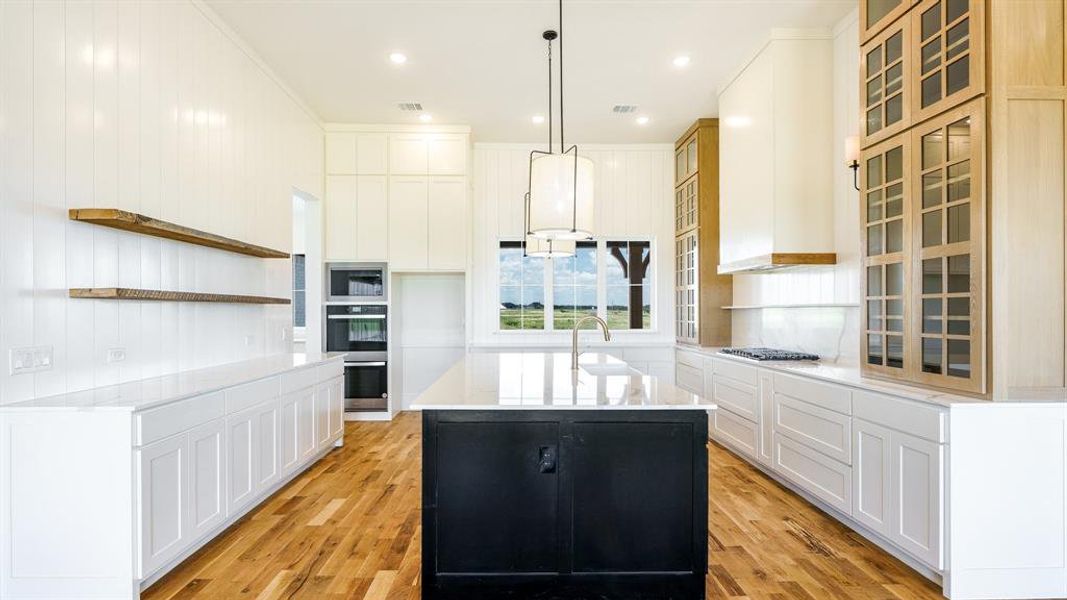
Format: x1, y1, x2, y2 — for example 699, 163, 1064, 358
717, 253, 838, 275
70, 288, 290, 305
721, 303, 860, 310
69, 208, 290, 259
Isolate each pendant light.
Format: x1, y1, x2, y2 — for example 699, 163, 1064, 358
526, 0, 595, 241
524, 193, 576, 258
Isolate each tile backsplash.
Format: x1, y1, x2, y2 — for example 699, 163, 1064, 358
731, 306, 860, 364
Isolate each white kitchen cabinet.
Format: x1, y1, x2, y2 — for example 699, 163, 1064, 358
428, 134, 468, 175
255, 401, 280, 492
773, 392, 852, 465
357, 134, 388, 174
427, 177, 467, 270
315, 384, 332, 450
279, 391, 300, 475
297, 388, 317, 463
712, 408, 759, 461
326, 132, 358, 174
713, 378, 759, 422
757, 370, 774, 466
137, 435, 188, 578
325, 175, 358, 261
717, 32, 834, 272
187, 420, 226, 541
890, 431, 943, 569
329, 376, 345, 440
226, 407, 258, 515
356, 176, 389, 260
852, 419, 893, 538
390, 135, 429, 174
388, 177, 430, 270
773, 432, 852, 515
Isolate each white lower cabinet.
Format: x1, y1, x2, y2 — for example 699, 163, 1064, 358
773, 432, 853, 515
756, 371, 774, 466
711, 408, 759, 460
315, 384, 332, 450
329, 376, 345, 439
255, 401, 280, 491
852, 419, 894, 537
188, 420, 226, 541
137, 435, 188, 578
226, 407, 258, 515
890, 431, 944, 569
280, 391, 300, 474
297, 388, 317, 462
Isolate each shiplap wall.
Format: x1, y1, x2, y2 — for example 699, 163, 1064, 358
471, 143, 675, 346
0, 0, 323, 405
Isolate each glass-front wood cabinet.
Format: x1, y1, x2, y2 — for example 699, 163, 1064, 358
675, 231, 698, 344
675, 178, 698, 234
862, 18, 912, 147
862, 0, 916, 42
911, 0, 984, 123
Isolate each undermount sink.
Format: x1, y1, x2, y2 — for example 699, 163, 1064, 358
579, 362, 639, 377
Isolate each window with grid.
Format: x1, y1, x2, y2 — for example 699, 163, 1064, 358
552, 242, 598, 330
499, 242, 546, 330
292, 254, 306, 328
606, 241, 651, 330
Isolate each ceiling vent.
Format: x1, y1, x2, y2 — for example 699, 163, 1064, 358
612, 104, 638, 114
397, 102, 424, 112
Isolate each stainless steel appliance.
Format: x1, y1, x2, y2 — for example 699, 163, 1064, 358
325, 262, 388, 303
324, 303, 389, 411
720, 347, 820, 361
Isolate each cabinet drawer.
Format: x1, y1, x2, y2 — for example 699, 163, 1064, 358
774, 393, 852, 465
713, 378, 758, 421
773, 372, 851, 415
281, 365, 321, 395
675, 349, 703, 369
225, 377, 278, 415
712, 409, 758, 461
675, 363, 703, 395
773, 433, 852, 515
135, 392, 225, 447
853, 391, 946, 443
712, 358, 758, 387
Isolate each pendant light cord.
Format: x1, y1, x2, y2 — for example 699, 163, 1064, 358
558, 0, 564, 153
547, 36, 553, 152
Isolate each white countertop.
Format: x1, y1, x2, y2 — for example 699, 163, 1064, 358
678, 345, 988, 407
0, 353, 343, 412
412, 352, 716, 410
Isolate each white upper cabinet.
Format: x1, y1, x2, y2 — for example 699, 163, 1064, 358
428, 177, 468, 270
325, 175, 358, 261
428, 135, 468, 175
357, 134, 389, 174
717, 32, 835, 273
356, 176, 389, 261
390, 135, 430, 174
389, 177, 430, 270
326, 133, 358, 174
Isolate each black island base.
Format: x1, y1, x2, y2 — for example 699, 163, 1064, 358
421, 409, 709, 600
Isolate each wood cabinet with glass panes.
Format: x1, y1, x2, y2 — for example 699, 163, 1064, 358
674, 119, 731, 346
862, 0, 918, 43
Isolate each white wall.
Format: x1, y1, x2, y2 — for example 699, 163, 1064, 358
471, 143, 675, 347
0, 0, 323, 405
729, 11, 861, 363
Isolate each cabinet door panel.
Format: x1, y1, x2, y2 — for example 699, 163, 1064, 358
571, 422, 695, 573
297, 389, 317, 462
188, 420, 226, 540
861, 0, 915, 45
256, 401, 279, 491
389, 135, 428, 174
388, 177, 429, 270
279, 393, 300, 474
861, 18, 912, 147
356, 176, 388, 261
227, 409, 257, 514
434, 421, 560, 574
427, 177, 466, 270
852, 419, 893, 537
428, 135, 467, 175
325, 175, 358, 261
315, 384, 331, 450
137, 436, 188, 577
329, 376, 345, 440
892, 432, 943, 569
757, 371, 774, 466
356, 134, 388, 174
711, 408, 758, 461
773, 433, 852, 515
325, 132, 357, 174
910, 0, 984, 123
773, 393, 852, 465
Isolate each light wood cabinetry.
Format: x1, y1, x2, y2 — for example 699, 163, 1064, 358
862, 17, 912, 147
862, 0, 916, 43
673, 119, 731, 347
910, 0, 984, 124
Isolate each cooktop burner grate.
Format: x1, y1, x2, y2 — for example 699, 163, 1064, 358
721, 347, 820, 361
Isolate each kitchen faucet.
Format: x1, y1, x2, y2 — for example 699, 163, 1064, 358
571, 315, 612, 370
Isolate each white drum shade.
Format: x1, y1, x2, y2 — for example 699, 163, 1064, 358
525, 235, 576, 258
528, 152, 595, 240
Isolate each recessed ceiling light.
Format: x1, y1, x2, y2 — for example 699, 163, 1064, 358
389, 52, 408, 65
532, 115, 545, 125
635, 115, 650, 126
672, 55, 691, 68
419, 113, 433, 122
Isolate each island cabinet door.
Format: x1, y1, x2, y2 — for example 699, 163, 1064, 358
569, 421, 700, 574
431, 420, 561, 575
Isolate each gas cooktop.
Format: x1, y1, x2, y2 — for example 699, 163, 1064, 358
720, 347, 820, 362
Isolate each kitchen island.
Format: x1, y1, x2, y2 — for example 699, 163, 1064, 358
412, 352, 716, 599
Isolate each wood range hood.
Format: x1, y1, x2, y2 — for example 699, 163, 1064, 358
717, 252, 838, 275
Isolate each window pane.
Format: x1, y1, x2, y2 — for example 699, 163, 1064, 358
867, 155, 883, 188
922, 2, 942, 40
868, 224, 884, 256
923, 298, 943, 333
887, 298, 903, 318
923, 171, 943, 208
922, 72, 942, 108
947, 254, 970, 292
923, 338, 944, 374
523, 286, 545, 330
946, 18, 969, 59
867, 76, 883, 107
947, 339, 971, 378
923, 210, 943, 247
887, 335, 904, 368
921, 38, 942, 75
922, 130, 944, 169
500, 285, 522, 329
947, 160, 970, 202
886, 94, 903, 125
923, 258, 943, 294
868, 334, 884, 365
947, 203, 970, 243
868, 300, 883, 331
886, 147, 903, 182
946, 0, 967, 24
867, 106, 883, 135
886, 31, 903, 63
867, 265, 883, 296
606, 241, 651, 330
886, 183, 903, 218
948, 118, 971, 160
867, 46, 883, 78
868, 0, 902, 28
293, 291, 306, 328
500, 246, 523, 285
886, 219, 903, 253
946, 55, 970, 96
500, 243, 547, 331
886, 262, 904, 296
867, 189, 884, 223
607, 286, 630, 329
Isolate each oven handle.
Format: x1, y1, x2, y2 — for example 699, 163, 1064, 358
328, 315, 386, 320
344, 361, 386, 367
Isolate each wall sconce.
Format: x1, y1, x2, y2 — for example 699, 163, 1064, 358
844, 136, 860, 191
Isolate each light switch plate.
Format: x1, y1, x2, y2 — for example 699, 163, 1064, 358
106, 348, 126, 363
9, 346, 53, 375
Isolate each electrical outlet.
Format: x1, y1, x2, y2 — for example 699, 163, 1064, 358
106, 348, 126, 363
9, 346, 53, 375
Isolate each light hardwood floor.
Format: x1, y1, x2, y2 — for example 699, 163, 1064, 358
143, 412, 943, 599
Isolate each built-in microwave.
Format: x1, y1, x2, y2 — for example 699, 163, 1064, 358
325, 262, 387, 303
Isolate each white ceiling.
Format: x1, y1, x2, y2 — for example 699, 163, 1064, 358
205, 0, 854, 143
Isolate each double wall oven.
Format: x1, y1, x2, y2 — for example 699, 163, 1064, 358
324, 262, 389, 412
